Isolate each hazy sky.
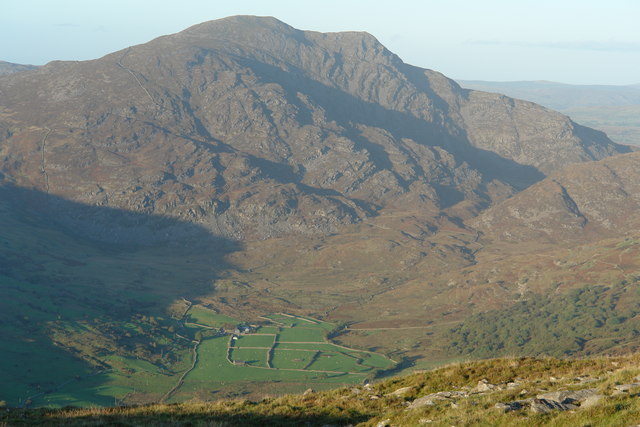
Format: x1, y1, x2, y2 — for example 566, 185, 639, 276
2, 0, 639, 85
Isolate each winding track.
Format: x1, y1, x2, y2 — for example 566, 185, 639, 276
160, 340, 200, 403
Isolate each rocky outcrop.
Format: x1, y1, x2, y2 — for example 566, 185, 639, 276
495, 388, 602, 414
405, 378, 605, 416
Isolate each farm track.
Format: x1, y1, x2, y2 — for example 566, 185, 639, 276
160, 340, 199, 404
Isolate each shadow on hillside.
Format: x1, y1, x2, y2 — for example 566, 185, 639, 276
5, 184, 240, 249
0, 184, 241, 407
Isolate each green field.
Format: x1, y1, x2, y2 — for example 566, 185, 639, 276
164, 309, 395, 401
264, 314, 334, 330
270, 349, 317, 369
277, 327, 326, 342
307, 351, 373, 373
229, 348, 269, 367
171, 336, 365, 402
274, 342, 338, 351
187, 306, 238, 328
254, 326, 280, 334
348, 351, 394, 369
234, 334, 276, 348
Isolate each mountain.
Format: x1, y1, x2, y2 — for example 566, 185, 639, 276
2, 16, 640, 408
0, 60, 38, 76
457, 80, 640, 146
0, 16, 628, 242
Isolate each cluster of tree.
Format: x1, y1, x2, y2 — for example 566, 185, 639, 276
447, 283, 640, 358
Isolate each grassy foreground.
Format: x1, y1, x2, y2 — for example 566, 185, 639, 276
5, 355, 640, 426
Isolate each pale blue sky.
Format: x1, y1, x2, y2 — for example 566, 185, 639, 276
2, 0, 639, 85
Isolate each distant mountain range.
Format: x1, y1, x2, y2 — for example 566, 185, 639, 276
2, 16, 640, 407
458, 80, 640, 146
0, 60, 38, 76
457, 80, 640, 109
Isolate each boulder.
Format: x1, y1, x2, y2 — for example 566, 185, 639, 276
580, 394, 604, 409
530, 398, 572, 414
407, 396, 436, 409
613, 383, 640, 394
406, 391, 468, 410
494, 400, 530, 413
386, 386, 414, 397
474, 379, 496, 392
536, 388, 598, 405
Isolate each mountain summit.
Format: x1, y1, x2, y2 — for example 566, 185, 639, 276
0, 16, 629, 241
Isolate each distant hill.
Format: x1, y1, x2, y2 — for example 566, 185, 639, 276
0, 60, 38, 76
457, 80, 640, 145
457, 80, 640, 110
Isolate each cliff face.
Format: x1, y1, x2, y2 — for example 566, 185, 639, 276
0, 16, 629, 241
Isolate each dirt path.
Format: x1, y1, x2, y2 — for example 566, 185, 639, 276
117, 50, 160, 109
347, 326, 435, 331
40, 128, 52, 193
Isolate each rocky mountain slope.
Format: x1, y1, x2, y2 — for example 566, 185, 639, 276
0, 16, 628, 241
458, 79, 640, 146
473, 151, 640, 243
